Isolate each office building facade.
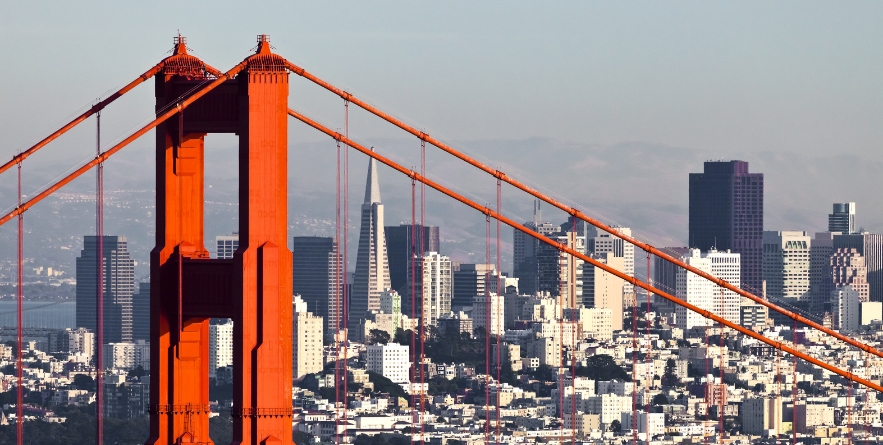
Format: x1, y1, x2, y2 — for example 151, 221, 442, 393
834, 232, 883, 303
76, 235, 135, 345
829, 202, 856, 234
689, 161, 763, 294
292, 236, 342, 341
385, 223, 440, 293
762, 231, 811, 302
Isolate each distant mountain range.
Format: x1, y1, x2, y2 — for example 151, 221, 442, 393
0, 137, 878, 281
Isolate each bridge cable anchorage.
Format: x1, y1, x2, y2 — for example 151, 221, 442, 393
277, 67, 883, 361
0, 61, 166, 177
0, 62, 247, 228
285, 108, 883, 394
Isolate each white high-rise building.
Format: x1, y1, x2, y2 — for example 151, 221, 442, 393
366, 343, 411, 384
209, 320, 234, 378
351, 155, 392, 329
379, 289, 402, 329
675, 249, 714, 330
472, 292, 505, 336
832, 285, 860, 332
417, 252, 452, 327
103, 340, 150, 371
590, 226, 635, 298
293, 296, 324, 379
704, 249, 741, 325
216, 233, 239, 259
763, 231, 811, 301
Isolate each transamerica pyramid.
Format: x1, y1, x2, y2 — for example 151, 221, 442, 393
349, 153, 391, 333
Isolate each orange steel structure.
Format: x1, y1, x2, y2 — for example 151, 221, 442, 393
2, 35, 883, 444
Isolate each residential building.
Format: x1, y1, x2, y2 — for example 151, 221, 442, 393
407, 252, 452, 327
472, 292, 505, 336
689, 160, 764, 294
292, 236, 342, 341
209, 319, 233, 379
103, 341, 150, 370
452, 264, 495, 310
828, 202, 856, 234
675, 249, 713, 330
513, 201, 558, 295
742, 397, 783, 435
830, 248, 870, 303
384, 223, 440, 293
652, 247, 691, 315
351, 155, 392, 329
832, 286, 860, 332
584, 253, 625, 330
366, 343, 410, 384
216, 233, 239, 259
705, 249, 741, 325
589, 226, 635, 300
76, 235, 135, 344
293, 296, 324, 379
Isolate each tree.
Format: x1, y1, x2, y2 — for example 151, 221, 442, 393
661, 358, 680, 387
367, 371, 408, 399
609, 419, 621, 432
73, 374, 95, 391
127, 365, 148, 379
575, 355, 630, 381
368, 329, 391, 345
651, 393, 669, 406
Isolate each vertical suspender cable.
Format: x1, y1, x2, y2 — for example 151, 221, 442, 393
16, 159, 23, 445
646, 252, 653, 440
719, 326, 725, 444
495, 179, 501, 442
704, 324, 710, 445
847, 365, 852, 445
484, 214, 491, 445
569, 217, 577, 445
631, 292, 637, 445
410, 178, 417, 431
342, 99, 350, 430
334, 139, 341, 445
419, 139, 426, 440
792, 319, 798, 445
96, 110, 105, 445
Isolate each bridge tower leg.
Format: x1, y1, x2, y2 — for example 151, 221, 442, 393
231, 39, 293, 444
148, 36, 292, 445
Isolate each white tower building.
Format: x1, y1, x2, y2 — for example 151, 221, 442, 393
351, 155, 392, 329
676, 249, 713, 330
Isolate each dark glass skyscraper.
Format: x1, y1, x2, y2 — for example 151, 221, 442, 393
292, 236, 342, 341
384, 224, 440, 293
689, 161, 764, 293
76, 235, 135, 344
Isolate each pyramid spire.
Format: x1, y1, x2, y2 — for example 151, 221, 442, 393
364, 149, 381, 204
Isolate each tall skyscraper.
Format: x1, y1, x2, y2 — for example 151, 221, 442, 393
513, 201, 558, 295
810, 232, 837, 313
76, 236, 135, 345
209, 319, 233, 379
351, 156, 392, 329
292, 236, 342, 341
689, 161, 764, 293
385, 224, 440, 293
216, 233, 239, 259
834, 233, 883, 303
829, 203, 856, 234
652, 247, 691, 315
132, 282, 150, 342
762, 231, 811, 303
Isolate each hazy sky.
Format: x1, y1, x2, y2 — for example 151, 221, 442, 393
0, 2, 881, 256
2, 2, 882, 157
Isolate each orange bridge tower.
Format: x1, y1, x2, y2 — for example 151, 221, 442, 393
148, 35, 293, 445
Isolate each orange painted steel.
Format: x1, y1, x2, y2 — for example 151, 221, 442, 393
148, 36, 293, 445
287, 107, 883, 395
0, 62, 165, 176
282, 60, 883, 362
0, 64, 245, 228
